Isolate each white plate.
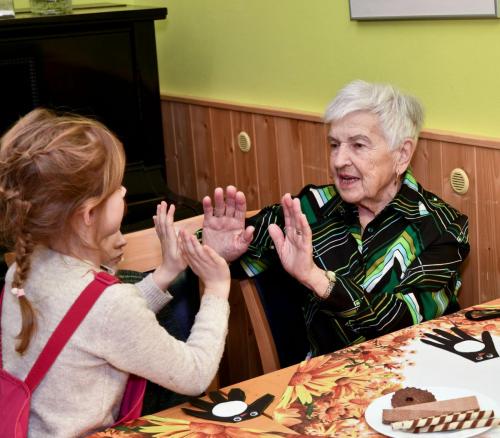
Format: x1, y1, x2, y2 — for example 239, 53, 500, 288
364, 386, 499, 438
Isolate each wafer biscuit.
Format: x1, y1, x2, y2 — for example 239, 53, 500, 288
392, 409, 494, 430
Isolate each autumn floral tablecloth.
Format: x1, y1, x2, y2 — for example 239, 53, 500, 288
89, 416, 306, 438
273, 307, 500, 437
88, 305, 500, 437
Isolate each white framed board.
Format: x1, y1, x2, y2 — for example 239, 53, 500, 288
349, 0, 498, 20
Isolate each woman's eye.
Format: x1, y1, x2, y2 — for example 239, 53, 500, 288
354, 142, 364, 149
330, 143, 339, 149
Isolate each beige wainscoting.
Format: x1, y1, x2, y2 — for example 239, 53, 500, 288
161, 94, 499, 313
161, 94, 500, 385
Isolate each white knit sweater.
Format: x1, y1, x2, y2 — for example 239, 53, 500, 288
1, 246, 229, 437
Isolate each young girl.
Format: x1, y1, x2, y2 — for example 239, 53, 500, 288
0, 108, 231, 437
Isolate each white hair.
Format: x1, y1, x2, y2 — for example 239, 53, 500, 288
324, 80, 424, 150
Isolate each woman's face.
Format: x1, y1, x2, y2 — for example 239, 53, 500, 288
328, 111, 401, 215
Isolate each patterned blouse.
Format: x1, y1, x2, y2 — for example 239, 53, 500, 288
237, 169, 470, 356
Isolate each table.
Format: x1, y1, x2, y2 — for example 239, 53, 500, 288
89, 299, 500, 437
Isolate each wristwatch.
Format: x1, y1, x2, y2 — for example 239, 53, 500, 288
322, 270, 336, 300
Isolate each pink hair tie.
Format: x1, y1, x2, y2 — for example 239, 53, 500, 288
11, 288, 25, 298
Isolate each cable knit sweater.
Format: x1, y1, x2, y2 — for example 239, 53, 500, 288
1, 246, 229, 438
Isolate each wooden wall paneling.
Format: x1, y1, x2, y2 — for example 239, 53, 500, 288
189, 105, 216, 200
171, 102, 198, 200
440, 142, 478, 308
231, 111, 260, 210
161, 101, 180, 194
475, 147, 500, 303
274, 117, 304, 196
411, 139, 443, 195
210, 108, 236, 189
298, 121, 330, 187
161, 95, 500, 311
253, 114, 281, 205
160, 96, 500, 386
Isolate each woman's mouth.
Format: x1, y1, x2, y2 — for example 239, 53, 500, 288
338, 174, 360, 187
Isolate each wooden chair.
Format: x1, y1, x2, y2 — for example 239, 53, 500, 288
239, 278, 280, 373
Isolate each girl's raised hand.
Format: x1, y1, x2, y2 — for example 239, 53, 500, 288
179, 230, 230, 299
152, 201, 188, 290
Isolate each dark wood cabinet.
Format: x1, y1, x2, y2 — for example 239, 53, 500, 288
0, 4, 198, 231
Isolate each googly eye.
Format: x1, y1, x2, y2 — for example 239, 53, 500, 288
476, 355, 483, 361
233, 416, 242, 422
486, 353, 494, 359
250, 411, 258, 417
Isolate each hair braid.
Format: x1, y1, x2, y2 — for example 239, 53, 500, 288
12, 230, 36, 354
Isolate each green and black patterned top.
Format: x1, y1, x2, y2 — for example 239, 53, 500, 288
237, 169, 470, 356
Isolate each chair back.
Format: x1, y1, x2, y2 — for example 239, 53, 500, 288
239, 278, 280, 373
240, 263, 310, 373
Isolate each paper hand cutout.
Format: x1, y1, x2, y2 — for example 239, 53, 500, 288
421, 326, 498, 363
182, 388, 275, 423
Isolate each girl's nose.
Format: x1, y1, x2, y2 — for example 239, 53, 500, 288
115, 232, 127, 249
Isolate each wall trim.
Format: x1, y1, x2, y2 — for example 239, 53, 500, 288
161, 94, 500, 151
161, 94, 324, 123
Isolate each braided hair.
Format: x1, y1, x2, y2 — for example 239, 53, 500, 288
0, 108, 125, 354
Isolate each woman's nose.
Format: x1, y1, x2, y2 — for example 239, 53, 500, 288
331, 144, 352, 168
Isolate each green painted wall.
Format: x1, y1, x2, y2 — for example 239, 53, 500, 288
19, 1, 500, 138
152, 0, 500, 138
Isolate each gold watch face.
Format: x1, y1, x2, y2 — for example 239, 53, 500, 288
325, 270, 336, 282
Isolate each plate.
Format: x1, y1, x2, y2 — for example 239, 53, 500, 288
364, 386, 499, 438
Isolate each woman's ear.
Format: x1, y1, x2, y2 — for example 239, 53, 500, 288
396, 138, 416, 174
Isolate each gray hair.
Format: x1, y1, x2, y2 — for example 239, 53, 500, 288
324, 80, 424, 150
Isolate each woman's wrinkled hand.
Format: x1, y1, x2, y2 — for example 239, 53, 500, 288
152, 201, 188, 289
202, 185, 254, 262
267, 194, 319, 288
179, 230, 231, 299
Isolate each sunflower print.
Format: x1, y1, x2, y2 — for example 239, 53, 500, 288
273, 309, 500, 436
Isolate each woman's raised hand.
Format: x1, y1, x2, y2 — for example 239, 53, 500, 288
267, 194, 317, 286
152, 201, 188, 290
179, 230, 231, 299
202, 186, 254, 262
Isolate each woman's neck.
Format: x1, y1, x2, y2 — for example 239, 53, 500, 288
358, 206, 375, 231
358, 178, 403, 231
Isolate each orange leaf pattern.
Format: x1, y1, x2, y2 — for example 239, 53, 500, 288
273, 309, 500, 437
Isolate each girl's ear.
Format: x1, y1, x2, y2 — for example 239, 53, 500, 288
396, 138, 416, 174
81, 199, 99, 227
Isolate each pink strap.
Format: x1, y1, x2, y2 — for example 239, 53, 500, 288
1, 274, 146, 423
24, 271, 119, 391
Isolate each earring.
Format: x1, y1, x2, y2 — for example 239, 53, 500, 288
394, 169, 400, 186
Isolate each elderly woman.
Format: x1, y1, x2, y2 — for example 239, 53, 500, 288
202, 80, 469, 356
